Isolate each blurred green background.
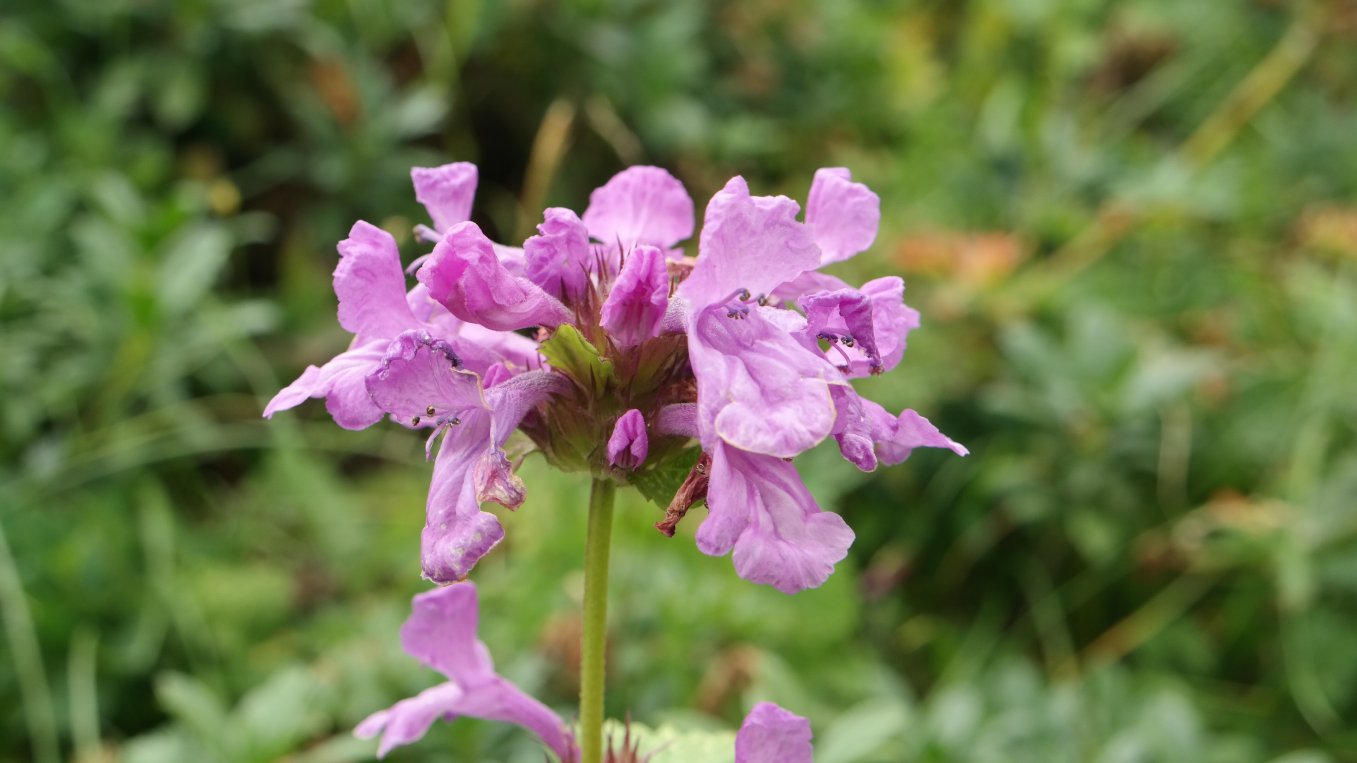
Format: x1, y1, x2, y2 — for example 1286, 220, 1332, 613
3, 0, 1356, 761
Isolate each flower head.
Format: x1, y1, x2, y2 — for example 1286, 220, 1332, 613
265, 162, 964, 591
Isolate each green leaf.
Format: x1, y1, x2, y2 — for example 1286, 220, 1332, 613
817, 698, 911, 763
157, 223, 233, 316
235, 667, 329, 758
154, 673, 229, 758
628, 334, 688, 398
539, 324, 614, 398
631, 445, 700, 509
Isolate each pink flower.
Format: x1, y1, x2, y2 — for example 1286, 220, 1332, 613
524, 207, 593, 302
736, 702, 814, 763
355, 583, 577, 760
419, 221, 572, 331
600, 244, 669, 348
606, 409, 649, 471
668, 169, 964, 592
411, 162, 478, 239
264, 221, 535, 430
357, 582, 816, 762
267, 161, 966, 594
365, 331, 568, 582
582, 165, 694, 257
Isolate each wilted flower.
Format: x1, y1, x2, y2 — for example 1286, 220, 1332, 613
357, 583, 812, 762
265, 162, 964, 592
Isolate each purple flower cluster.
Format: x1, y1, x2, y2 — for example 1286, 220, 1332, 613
266, 161, 966, 760
267, 162, 964, 594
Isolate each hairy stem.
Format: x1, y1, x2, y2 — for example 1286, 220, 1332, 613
579, 478, 616, 763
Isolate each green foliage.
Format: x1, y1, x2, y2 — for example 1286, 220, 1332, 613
540, 325, 616, 400
3, 0, 1357, 761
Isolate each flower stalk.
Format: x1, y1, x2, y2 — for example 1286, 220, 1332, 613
580, 477, 616, 763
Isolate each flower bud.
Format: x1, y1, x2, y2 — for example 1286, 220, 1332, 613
601, 245, 668, 348
606, 409, 649, 471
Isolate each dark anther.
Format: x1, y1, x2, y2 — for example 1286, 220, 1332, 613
726, 303, 751, 320
736, 288, 751, 301
425, 405, 436, 416
783, 457, 794, 463
756, 294, 768, 306
817, 331, 837, 343
841, 336, 855, 348
450, 417, 462, 426
411, 416, 421, 426
655, 452, 712, 537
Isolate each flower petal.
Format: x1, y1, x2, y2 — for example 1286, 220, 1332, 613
655, 403, 699, 438
453, 678, 577, 762
689, 306, 840, 458
831, 389, 967, 469
355, 683, 466, 759
771, 269, 851, 302
523, 207, 592, 301
582, 165, 694, 251
861, 277, 918, 375
678, 177, 821, 311
800, 277, 918, 378
334, 221, 418, 340
412, 162, 477, 234
423, 314, 542, 378
601, 244, 669, 348
420, 414, 505, 583
829, 385, 878, 472
358, 584, 578, 762
262, 365, 322, 419
697, 443, 854, 594
483, 369, 570, 450
263, 341, 388, 430
805, 167, 879, 265
419, 222, 571, 331
474, 450, 527, 508
735, 702, 814, 763
399, 583, 495, 681
872, 404, 969, 463
365, 331, 488, 426
606, 409, 648, 471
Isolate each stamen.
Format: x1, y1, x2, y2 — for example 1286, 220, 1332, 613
411, 416, 421, 426
422, 412, 467, 460
426, 405, 437, 416
726, 303, 750, 320
840, 336, 855, 348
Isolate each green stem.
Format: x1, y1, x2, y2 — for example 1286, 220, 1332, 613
0, 519, 60, 763
579, 478, 616, 763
